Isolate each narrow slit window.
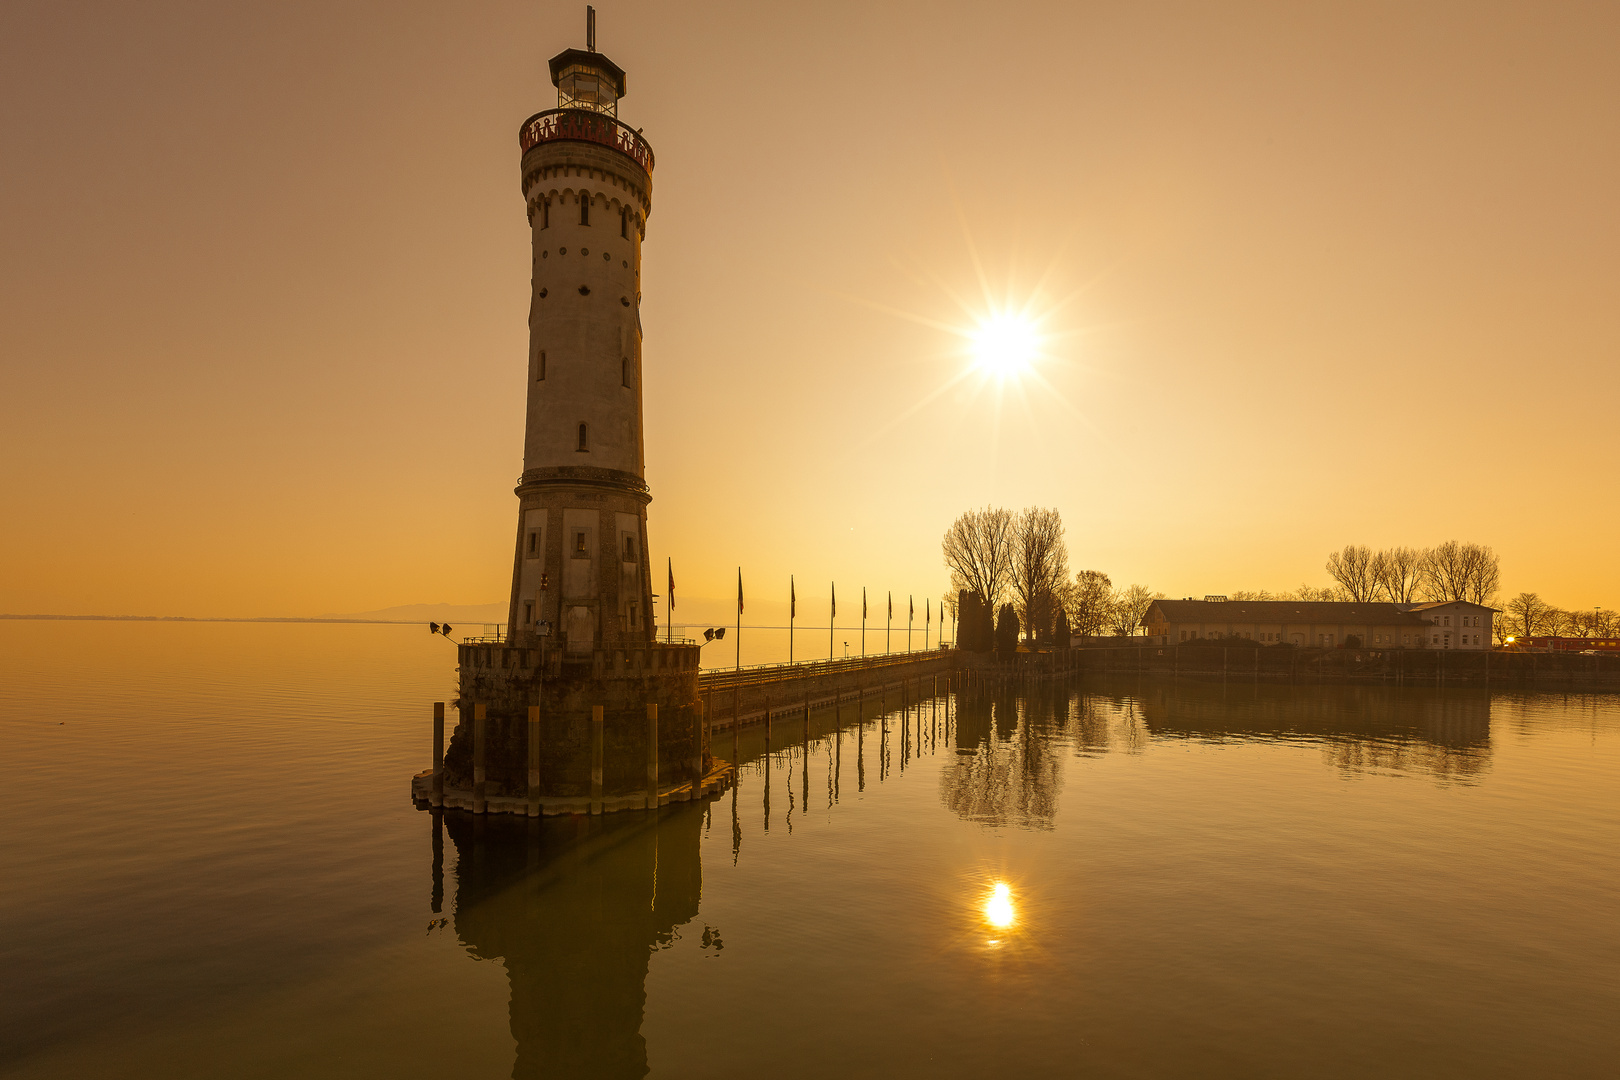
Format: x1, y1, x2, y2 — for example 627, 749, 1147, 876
580, 195, 590, 225
575, 531, 587, 554
620, 207, 628, 239
527, 530, 539, 555
577, 422, 589, 451
537, 351, 546, 381
541, 199, 549, 229
623, 535, 636, 560
621, 357, 630, 387
524, 601, 533, 624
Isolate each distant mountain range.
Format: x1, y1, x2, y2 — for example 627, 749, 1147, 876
315, 602, 509, 624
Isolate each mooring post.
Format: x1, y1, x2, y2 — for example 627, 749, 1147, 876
473, 703, 487, 815
527, 705, 540, 818
646, 703, 659, 810
590, 705, 604, 815
431, 701, 445, 807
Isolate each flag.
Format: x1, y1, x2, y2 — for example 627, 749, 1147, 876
862, 587, 867, 619
790, 575, 796, 619
737, 569, 744, 614
667, 558, 674, 611
831, 582, 836, 618
888, 592, 892, 619
926, 599, 931, 626
909, 595, 914, 620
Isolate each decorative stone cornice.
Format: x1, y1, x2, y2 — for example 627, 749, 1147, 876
516, 465, 650, 498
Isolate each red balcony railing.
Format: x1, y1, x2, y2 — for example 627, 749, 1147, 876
518, 108, 654, 173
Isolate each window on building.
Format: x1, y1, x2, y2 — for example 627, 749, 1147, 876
620, 207, 628, 239
628, 602, 639, 629
524, 601, 533, 624
537, 351, 546, 381
527, 530, 540, 557
580, 194, 590, 225
574, 531, 587, 554
622, 357, 630, 387
542, 199, 549, 229
623, 535, 636, 561
1444, 616, 1451, 626
577, 423, 589, 451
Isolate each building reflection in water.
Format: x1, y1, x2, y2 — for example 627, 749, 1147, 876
438, 804, 704, 1079
940, 677, 1493, 828
1127, 679, 1494, 781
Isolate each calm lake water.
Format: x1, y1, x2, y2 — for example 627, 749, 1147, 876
3, 621, 1617, 1078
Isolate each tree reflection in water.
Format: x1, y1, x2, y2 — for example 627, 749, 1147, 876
942, 685, 1066, 828
440, 805, 703, 1079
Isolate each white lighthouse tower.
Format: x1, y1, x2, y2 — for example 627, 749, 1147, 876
507, 12, 655, 653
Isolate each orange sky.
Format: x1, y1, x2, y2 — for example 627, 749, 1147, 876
2, 0, 1616, 619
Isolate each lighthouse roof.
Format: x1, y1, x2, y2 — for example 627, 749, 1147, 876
548, 48, 627, 98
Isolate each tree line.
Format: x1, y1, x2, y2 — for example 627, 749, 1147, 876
1501, 594, 1615, 642
942, 506, 1162, 654
1230, 542, 1502, 605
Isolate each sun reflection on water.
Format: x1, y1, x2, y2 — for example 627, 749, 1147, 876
985, 881, 1015, 929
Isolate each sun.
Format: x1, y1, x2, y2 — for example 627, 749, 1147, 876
970, 314, 1040, 379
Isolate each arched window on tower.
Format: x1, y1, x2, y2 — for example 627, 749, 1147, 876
580, 194, 590, 226
620, 207, 628, 239
577, 423, 589, 452
541, 198, 550, 229
536, 351, 546, 381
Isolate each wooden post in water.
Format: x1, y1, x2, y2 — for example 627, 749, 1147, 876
431, 701, 445, 807
646, 703, 659, 810
527, 705, 540, 818
472, 703, 487, 814
590, 705, 604, 815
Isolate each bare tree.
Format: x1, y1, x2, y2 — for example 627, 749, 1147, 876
1283, 583, 1348, 602
1012, 507, 1069, 642
1108, 585, 1161, 636
1326, 545, 1379, 602
942, 507, 1015, 612
1421, 541, 1499, 604
1505, 592, 1552, 639
1229, 589, 1279, 600
1070, 570, 1113, 637
1372, 546, 1425, 602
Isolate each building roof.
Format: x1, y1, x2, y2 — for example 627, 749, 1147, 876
1144, 599, 1433, 626
1405, 600, 1500, 612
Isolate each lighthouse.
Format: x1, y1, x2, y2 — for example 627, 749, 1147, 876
509, 14, 655, 652
428, 14, 719, 816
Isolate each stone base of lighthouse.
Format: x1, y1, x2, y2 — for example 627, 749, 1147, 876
412, 639, 732, 816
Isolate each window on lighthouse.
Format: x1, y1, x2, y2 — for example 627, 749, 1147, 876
621, 358, 630, 387
577, 423, 589, 451
620, 208, 628, 239
580, 195, 590, 226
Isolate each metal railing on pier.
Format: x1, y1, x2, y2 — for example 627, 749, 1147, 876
698, 648, 952, 693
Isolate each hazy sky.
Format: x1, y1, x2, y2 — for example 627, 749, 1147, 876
3, 0, 1616, 619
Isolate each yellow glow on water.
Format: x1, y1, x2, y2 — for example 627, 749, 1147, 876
985, 881, 1015, 928
970, 314, 1039, 379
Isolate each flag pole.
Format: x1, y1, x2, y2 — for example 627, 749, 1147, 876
789, 574, 795, 665
862, 587, 867, 656
908, 595, 913, 654
830, 582, 836, 661
926, 598, 931, 651
886, 591, 892, 655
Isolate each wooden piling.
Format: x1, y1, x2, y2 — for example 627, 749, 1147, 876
527, 704, 540, 818
431, 701, 445, 808
646, 703, 659, 810
590, 705, 604, 815
472, 703, 487, 815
